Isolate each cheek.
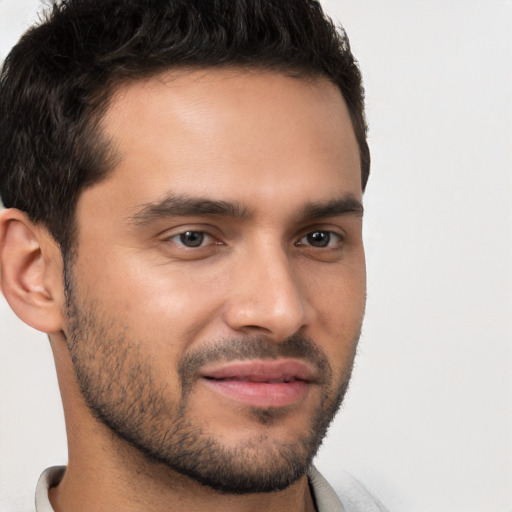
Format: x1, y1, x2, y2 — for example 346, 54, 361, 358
307, 261, 366, 358
75, 249, 229, 350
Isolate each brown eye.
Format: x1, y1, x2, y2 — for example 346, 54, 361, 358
297, 231, 342, 248
306, 231, 330, 247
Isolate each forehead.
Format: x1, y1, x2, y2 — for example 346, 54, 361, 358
80, 69, 361, 221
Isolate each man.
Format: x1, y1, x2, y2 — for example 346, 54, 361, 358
0, 0, 383, 510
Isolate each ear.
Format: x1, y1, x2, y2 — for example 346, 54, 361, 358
0, 209, 65, 333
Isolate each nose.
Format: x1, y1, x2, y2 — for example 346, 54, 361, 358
221, 244, 314, 341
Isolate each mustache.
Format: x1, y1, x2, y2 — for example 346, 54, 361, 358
177, 333, 332, 388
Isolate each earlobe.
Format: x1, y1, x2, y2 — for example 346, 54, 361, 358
0, 209, 65, 334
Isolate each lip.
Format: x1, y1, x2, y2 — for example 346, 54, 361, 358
199, 359, 316, 408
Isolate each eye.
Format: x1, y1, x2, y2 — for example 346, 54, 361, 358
296, 230, 342, 248
169, 231, 213, 248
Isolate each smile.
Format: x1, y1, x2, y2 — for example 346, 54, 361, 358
199, 359, 315, 408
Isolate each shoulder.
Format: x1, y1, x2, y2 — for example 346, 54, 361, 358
308, 466, 388, 512
35, 466, 65, 512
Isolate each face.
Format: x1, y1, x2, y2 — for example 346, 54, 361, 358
64, 69, 366, 493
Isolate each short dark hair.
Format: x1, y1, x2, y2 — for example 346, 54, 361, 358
0, 0, 369, 253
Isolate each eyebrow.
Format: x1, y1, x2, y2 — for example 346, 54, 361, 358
300, 196, 364, 220
129, 193, 363, 226
130, 195, 253, 225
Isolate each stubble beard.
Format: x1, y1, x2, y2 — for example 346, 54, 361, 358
63, 265, 359, 494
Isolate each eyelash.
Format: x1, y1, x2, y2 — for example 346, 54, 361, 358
165, 231, 219, 248
164, 229, 344, 250
295, 230, 344, 249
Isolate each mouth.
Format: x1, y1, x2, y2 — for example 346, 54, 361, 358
199, 359, 315, 408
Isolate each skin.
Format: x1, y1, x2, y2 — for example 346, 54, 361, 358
0, 69, 366, 512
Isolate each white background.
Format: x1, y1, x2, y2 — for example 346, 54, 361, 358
1, 1, 511, 511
